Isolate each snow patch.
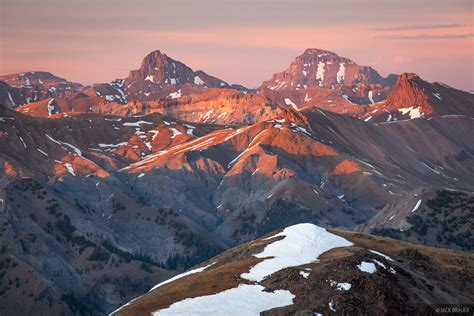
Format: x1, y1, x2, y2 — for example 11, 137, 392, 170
7, 92, 15, 106
151, 284, 294, 316
45, 134, 82, 156
23, 76, 32, 88
368, 91, 374, 104
241, 224, 352, 282
104, 117, 122, 122
284, 98, 299, 111
149, 262, 216, 292
63, 163, 76, 176
399, 107, 422, 119
169, 89, 182, 99
316, 61, 325, 86
149, 130, 160, 140
98, 142, 128, 148
336, 282, 351, 291
194, 76, 204, 85
369, 250, 394, 262
357, 261, 377, 274
342, 94, 355, 104
47, 99, 57, 116
373, 259, 386, 269
183, 124, 196, 135
19, 136, 27, 148
330, 280, 352, 291
300, 271, 310, 278
113, 262, 217, 315
336, 63, 345, 84
123, 120, 153, 127
411, 199, 422, 213
431, 92, 442, 100
145, 75, 155, 82
169, 127, 183, 139
37, 148, 48, 156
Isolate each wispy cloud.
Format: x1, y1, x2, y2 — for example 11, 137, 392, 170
377, 33, 474, 40
369, 24, 464, 31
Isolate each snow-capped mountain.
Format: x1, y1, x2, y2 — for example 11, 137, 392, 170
121, 50, 240, 101
261, 48, 395, 91
113, 223, 474, 315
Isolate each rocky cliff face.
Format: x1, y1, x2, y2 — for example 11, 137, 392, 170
122, 50, 235, 101
258, 48, 400, 111
358, 73, 474, 122
261, 48, 394, 92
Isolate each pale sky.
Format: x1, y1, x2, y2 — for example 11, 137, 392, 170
1, 0, 473, 90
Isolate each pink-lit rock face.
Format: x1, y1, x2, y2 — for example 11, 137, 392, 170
357, 72, 474, 122
122, 50, 233, 101
261, 48, 390, 90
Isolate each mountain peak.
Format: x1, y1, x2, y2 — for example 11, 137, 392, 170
397, 72, 421, 83
121, 50, 234, 100
360, 71, 474, 121
145, 49, 164, 57
140, 50, 171, 69
390, 72, 426, 96
125, 49, 194, 86
373, 72, 432, 119
261, 48, 384, 90
302, 48, 337, 56
298, 48, 354, 64
390, 72, 426, 98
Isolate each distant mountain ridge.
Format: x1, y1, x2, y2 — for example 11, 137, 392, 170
2, 48, 473, 126
0, 71, 82, 107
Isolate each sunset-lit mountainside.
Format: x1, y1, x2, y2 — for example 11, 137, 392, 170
0, 48, 473, 315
